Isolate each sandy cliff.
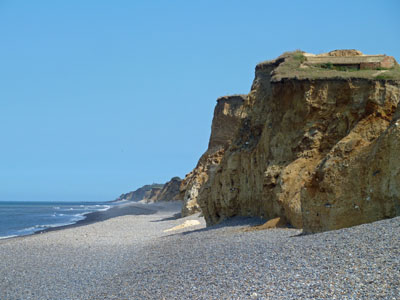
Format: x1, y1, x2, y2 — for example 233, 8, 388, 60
180, 95, 246, 216
115, 177, 182, 203
115, 183, 164, 202
197, 50, 400, 232
155, 177, 182, 202
302, 103, 400, 232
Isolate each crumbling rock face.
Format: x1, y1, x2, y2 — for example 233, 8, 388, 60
115, 183, 164, 202
197, 52, 400, 232
154, 177, 182, 202
145, 187, 162, 203
180, 95, 246, 216
302, 101, 400, 232
115, 177, 182, 203
324, 49, 363, 56
180, 148, 225, 216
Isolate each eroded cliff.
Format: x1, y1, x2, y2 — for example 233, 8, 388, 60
180, 95, 246, 216
197, 50, 400, 232
155, 177, 182, 202
115, 177, 182, 203
115, 183, 164, 202
302, 103, 400, 232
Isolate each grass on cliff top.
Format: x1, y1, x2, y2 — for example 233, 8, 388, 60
270, 51, 400, 81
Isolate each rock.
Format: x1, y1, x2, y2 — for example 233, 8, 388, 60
243, 217, 288, 232
197, 50, 400, 232
260, 217, 288, 229
302, 104, 400, 232
324, 49, 363, 56
154, 177, 182, 202
180, 95, 246, 216
163, 220, 201, 232
144, 187, 162, 202
115, 183, 164, 202
114, 177, 182, 203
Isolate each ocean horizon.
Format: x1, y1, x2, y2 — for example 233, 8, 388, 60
0, 201, 113, 239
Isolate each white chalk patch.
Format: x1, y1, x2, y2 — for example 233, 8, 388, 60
164, 220, 201, 232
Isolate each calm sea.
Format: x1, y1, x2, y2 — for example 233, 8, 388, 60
0, 201, 113, 239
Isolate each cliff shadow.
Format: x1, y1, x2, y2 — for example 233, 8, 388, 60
150, 213, 182, 222
173, 216, 268, 236
161, 216, 306, 239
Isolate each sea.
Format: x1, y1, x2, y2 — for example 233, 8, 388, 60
0, 201, 113, 239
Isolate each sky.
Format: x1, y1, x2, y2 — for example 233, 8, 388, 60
0, 0, 399, 202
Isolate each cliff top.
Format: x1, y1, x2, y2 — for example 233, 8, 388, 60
258, 50, 400, 82
217, 94, 247, 101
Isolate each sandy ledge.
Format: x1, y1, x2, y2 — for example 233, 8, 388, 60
0, 201, 399, 299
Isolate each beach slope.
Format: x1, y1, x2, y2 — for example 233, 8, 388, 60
0, 201, 398, 299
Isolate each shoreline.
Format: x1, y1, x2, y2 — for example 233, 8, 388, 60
1, 200, 183, 242
0, 200, 398, 299
38, 201, 159, 234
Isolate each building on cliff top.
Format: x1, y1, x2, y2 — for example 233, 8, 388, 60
303, 50, 396, 70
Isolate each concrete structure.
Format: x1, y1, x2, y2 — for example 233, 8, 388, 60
304, 50, 396, 70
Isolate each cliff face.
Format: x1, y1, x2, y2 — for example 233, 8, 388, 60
302, 103, 400, 232
116, 177, 182, 203
116, 183, 164, 202
154, 177, 182, 202
180, 95, 246, 216
198, 51, 400, 232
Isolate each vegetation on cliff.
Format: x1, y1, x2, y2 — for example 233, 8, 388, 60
260, 50, 400, 81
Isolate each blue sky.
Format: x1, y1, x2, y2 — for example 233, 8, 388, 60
1, 0, 399, 202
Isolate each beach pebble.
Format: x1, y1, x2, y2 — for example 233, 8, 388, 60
0, 202, 399, 299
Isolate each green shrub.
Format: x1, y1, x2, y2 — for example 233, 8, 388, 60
292, 52, 305, 63
375, 74, 393, 80
320, 62, 333, 70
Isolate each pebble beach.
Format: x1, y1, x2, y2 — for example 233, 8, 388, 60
0, 201, 399, 300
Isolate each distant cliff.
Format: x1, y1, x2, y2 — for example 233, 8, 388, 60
155, 177, 182, 202
115, 183, 164, 202
115, 177, 182, 203
180, 95, 246, 216
193, 50, 400, 232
